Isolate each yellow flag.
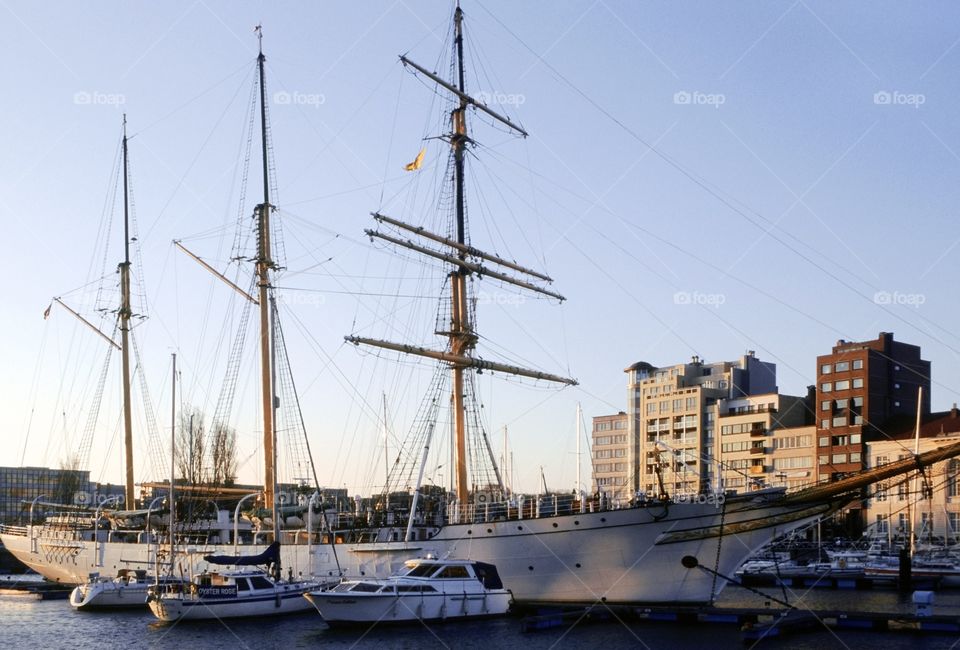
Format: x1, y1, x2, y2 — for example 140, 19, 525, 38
404, 148, 425, 171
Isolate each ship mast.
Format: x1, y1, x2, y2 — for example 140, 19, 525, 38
120, 115, 135, 508
254, 25, 277, 517
347, 5, 576, 509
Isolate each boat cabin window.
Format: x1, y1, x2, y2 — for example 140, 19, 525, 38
249, 576, 273, 590
235, 578, 251, 592
350, 582, 383, 593
435, 565, 470, 579
405, 564, 437, 578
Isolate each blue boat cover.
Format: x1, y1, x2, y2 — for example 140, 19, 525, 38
203, 541, 280, 566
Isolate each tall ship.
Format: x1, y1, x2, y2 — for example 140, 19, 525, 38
4, 6, 960, 606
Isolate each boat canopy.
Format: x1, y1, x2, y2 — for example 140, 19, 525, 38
203, 541, 280, 566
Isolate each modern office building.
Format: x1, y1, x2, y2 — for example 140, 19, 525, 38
0, 466, 92, 523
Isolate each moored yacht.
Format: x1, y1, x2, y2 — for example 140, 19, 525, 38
304, 556, 512, 625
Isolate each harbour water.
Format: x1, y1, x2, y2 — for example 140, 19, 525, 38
4, 586, 960, 649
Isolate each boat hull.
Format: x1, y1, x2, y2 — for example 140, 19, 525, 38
149, 585, 314, 621
1, 496, 835, 605
70, 581, 151, 609
304, 590, 512, 624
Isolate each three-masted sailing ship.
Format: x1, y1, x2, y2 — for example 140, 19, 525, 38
7, 8, 960, 607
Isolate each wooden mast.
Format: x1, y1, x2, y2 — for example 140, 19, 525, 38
450, 3, 473, 508
348, 5, 575, 512
254, 26, 277, 516
119, 115, 135, 508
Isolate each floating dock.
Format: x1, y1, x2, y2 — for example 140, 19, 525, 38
520, 602, 960, 642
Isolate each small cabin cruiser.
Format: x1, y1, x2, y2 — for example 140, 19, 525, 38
304, 557, 512, 625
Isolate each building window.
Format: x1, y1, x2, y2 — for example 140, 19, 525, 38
850, 433, 861, 444
646, 403, 656, 415
853, 359, 863, 370
821, 382, 832, 392
876, 483, 888, 502
948, 459, 960, 497
835, 380, 850, 390
950, 513, 960, 536
835, 361, 850, 372
832, 416, 847, 427
819, 455, 829, 465
876, 514, 888, 534
832, 453, 847, 464
852, 378, 863, 389
819, 436, 830, 446
849, 452, 861, 463
821, 419, 829, 429
821, 400, 831, 411
821, 364, 832, 374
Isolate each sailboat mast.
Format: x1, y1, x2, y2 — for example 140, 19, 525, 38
254, 27, 276, 513
450, 3, 472, 507
169, 353, 176, 574
120, 115, 135, 508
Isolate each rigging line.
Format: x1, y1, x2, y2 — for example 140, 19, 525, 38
470, 152, 536, 270
133, 60, 253, 137
486, 139, 960, 380
379, 61, 405, 209
478, 6, 960, 357
143, 66, 256, 243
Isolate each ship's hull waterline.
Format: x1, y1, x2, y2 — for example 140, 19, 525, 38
1, 496, 836, 605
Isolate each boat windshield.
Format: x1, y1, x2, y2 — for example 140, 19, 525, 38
403, 563, 438, 578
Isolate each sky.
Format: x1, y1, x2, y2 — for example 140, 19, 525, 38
4, 1, 960, 498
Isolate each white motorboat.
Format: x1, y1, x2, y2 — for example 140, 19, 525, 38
304, 557, 511, 625
69, 569, 183, 610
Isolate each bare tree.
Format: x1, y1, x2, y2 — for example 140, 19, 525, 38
57, 454, 84, 506
210, 423, 238, 487
176, 408, 205, 485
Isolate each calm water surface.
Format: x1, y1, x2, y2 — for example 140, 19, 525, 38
4, 586, 960, 649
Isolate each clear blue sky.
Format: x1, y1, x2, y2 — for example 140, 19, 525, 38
4, 1, 960, 496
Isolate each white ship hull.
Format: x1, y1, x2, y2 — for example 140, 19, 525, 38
1, 495, 835, 604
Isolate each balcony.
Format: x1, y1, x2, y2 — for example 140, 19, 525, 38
750, 446, 766, 455
749, 465, 766, 475
750, 427, 767, 437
